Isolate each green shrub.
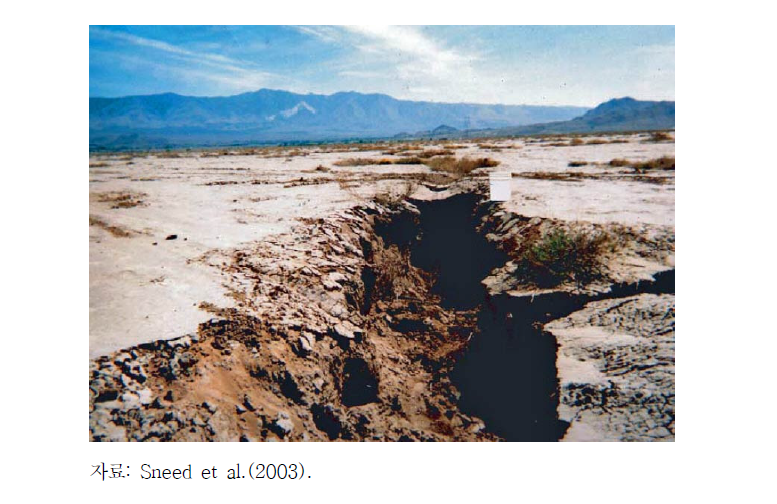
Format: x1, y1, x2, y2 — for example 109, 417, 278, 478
519, 228, 608, 287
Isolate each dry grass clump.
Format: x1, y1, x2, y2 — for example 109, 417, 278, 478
570, 138, 585, 146
424, 156, 499, 174
96, 191, 147, 209
517, 228, 610, 288
333, 157, 386, 167
608, 156, 674, 171
631, 156, 675, 171
89, 215, 132, 238
393, 157, 425, 164
156, 151, 182, 158
332, 153, 499, 177
89, 161, 110, 168
647, 131, 674, 142
608, 158, 631, 167
568, 161, 589, 167
378, 147, 454, 158
416, 149, 454, 158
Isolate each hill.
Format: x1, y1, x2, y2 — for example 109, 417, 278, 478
445, 97, 674, 138
89, 89, 588, 150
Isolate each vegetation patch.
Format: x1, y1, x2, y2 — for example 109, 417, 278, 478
631, 156, 675, 171
96, 191, 148, 209
514, 228, 611, 288
647, 131, 673, 143
608, 158, 631, 167
334, 157, 393, 167
424, 156, 499, 175
333, 154, 499, 177
89, 215, 133, 238
608, 156, 674, 172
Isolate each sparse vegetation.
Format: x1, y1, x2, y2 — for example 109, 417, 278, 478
393, 157, 425, 164
416, 149, 454, 158
332, 154, 499, 176
631, 156, 675, 171
608, 158, 630, 167
424, 156, 499, 175
647, 131, 673, 143
89, 215, 133, 238
96, 191, 147, 209
334, 157, 391, 167
608, 156, 674, 171
518, 228, 610, 287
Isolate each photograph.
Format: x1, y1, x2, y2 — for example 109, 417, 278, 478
88, 25, 675, 442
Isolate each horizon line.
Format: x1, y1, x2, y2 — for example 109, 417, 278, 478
89, 88, 675, 109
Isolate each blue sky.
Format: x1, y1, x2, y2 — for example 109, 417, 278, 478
89, 26, 674, 106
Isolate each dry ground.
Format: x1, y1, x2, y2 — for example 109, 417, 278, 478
89, 131, 675, 441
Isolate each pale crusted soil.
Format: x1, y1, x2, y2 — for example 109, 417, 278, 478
89, 134, 675, 442
546, 294, 675, 441
90, 201, 494, 441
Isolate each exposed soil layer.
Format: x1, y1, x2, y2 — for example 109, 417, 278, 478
90, 197, 498, 441
89, 189, 675, 442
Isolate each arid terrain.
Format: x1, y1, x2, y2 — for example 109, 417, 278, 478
89, 131, 675, 441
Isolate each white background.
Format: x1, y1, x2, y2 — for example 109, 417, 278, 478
2, 2, 775, 502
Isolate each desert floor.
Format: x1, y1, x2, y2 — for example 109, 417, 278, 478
89, 132, 674, 441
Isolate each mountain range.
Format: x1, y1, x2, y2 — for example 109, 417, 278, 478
444, 97, 675, 138
89, 90, 673, 150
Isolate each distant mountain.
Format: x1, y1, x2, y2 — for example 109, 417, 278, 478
451, 97, 674, 138
89, 89, 588, 150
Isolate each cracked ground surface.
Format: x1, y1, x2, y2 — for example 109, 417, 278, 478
90, 133, 674, 441
546, 294, 675, 441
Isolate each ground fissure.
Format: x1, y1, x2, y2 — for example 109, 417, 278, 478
89, 189, 673, 442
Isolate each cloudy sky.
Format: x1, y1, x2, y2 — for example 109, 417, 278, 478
89, 25, 674, 106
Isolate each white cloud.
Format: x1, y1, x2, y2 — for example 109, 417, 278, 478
293, 26, 344, 44
90, 27, 283, 94
94, 26, 675, 106
343, 26, 475, 80
90, 27, 244, 70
